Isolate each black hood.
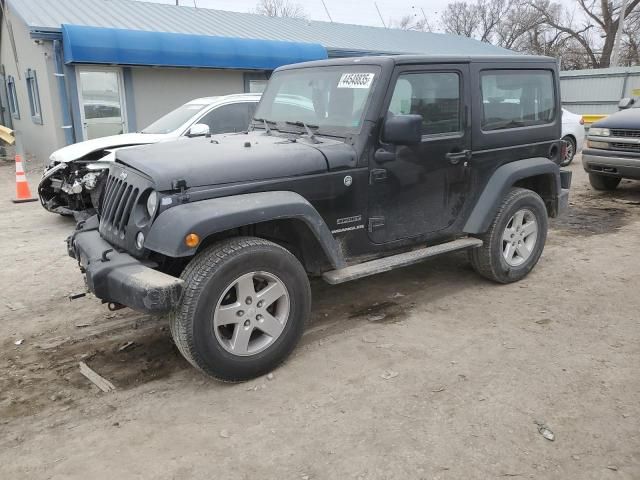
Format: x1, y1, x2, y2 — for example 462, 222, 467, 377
592, 108, 640, 129
115, 132, 335, 191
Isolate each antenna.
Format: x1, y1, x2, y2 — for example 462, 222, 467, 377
320, 0, 333, 22
374, 2, 387, 28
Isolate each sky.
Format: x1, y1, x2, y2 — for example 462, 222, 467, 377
140, 0, 460, 29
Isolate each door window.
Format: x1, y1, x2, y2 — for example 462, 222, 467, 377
480, 70, 555, 131
388, 72, 461, 136
198, 102, 252, 134
77, 68, 127, 140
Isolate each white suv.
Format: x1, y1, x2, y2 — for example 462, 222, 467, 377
39, 93, 261, 215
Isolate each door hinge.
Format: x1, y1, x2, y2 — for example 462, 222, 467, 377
368, 216, 385, 232
369, 168, 387, 184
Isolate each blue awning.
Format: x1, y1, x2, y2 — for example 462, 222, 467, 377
61, 24, 327, 70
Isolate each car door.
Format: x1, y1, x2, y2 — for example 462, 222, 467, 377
367, 64, 471, 244
197, 102, 254, 134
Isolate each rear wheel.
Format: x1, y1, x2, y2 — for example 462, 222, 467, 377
469, 188, 548, 284
589, 173, 621, 191
560, 135, 576, 167
170, 237, 311, 381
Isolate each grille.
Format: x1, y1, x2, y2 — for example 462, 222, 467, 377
99, 173, 140, 239
611, 129, 640, 138
611, 142, 640, 152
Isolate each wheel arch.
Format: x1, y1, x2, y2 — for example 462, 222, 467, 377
464, 157, 561, 234
145, 191, 346, 271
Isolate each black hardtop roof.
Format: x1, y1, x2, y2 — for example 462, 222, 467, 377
277, 54, 557, 71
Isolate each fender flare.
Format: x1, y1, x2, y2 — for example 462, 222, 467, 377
144, 191, 345, 268
463, 157, 560, 234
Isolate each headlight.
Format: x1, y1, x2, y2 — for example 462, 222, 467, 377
146, 190, 158, 217
589, 127, 610, 137
588, 140, 609, 149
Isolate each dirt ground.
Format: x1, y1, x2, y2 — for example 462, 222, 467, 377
1, 155, 638, 480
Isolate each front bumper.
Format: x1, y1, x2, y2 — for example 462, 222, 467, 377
582, 148, 640, 179
67, 216, 184, 314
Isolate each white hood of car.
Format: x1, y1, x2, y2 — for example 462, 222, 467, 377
49, 132, 172, 164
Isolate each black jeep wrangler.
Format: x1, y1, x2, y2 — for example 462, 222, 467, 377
68, 55, 571, 381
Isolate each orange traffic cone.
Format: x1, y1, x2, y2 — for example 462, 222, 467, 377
12, 153, 37, 203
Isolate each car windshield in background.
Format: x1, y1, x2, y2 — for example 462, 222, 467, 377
141, 102, 209, 134
254, 66, 381, 135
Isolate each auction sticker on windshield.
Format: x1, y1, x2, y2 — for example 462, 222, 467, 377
337, 73, 375, 89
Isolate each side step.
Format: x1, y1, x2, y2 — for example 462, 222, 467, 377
322, 237, 483, 285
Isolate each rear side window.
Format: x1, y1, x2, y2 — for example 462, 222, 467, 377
481, 70, 555, 131
388, 72, 461, 136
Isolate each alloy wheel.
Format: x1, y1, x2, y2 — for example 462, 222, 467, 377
212, 271, 290, 356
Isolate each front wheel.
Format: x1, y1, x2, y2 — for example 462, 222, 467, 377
170, 237, 311, 381
469, 188, 548, 284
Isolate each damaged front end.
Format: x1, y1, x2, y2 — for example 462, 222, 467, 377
38, 160, 110, 217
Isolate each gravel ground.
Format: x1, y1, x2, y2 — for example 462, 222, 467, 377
0, 156, 638, 479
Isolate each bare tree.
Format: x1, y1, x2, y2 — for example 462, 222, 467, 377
441, 2, 479, 37
530, 0, 640, 68
389, 14, 431, 31
441, 0, 541, 48
620, 7, 640, 65
254, 0, 306, 19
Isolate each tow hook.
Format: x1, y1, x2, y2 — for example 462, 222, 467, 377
101, 249, 114, 262
107, 302, 126, 311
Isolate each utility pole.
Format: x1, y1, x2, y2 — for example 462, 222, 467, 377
610, 0, 629, 67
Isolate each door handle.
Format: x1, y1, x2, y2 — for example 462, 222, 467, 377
446, 150, 471, 165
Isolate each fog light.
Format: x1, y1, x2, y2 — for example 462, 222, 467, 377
185, 233, 200, 248
135, 231, 145, 250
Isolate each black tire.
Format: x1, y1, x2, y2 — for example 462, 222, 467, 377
170, 237, 311, 381
589, 173, 621, 191
469, 187, 548, 284
560, 135, 576, 167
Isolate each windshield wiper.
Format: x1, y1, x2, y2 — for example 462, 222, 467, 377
285, 121, 320, 144
252, 117, 277, 135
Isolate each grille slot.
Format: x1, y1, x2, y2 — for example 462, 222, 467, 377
100, 172, 144, 239
611, 129, 640, 138
611, 142, 640, 152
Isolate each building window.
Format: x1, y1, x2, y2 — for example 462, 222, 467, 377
26, 69, 43, 124
244, 72, 268, 93
6, 75, 19, 120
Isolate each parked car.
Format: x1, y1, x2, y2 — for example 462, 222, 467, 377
582, 97, 640, 190
38, 93, 261, 216
561, 108, 585, 166
68, 55, 570, 381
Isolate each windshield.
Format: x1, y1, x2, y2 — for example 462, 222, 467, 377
141, 102, 209, 134
253, 65, 381, 135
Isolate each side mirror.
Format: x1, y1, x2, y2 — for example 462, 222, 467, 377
618, 97, 635, 110
187, 123, 210, 137
382, 114, 423, 145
